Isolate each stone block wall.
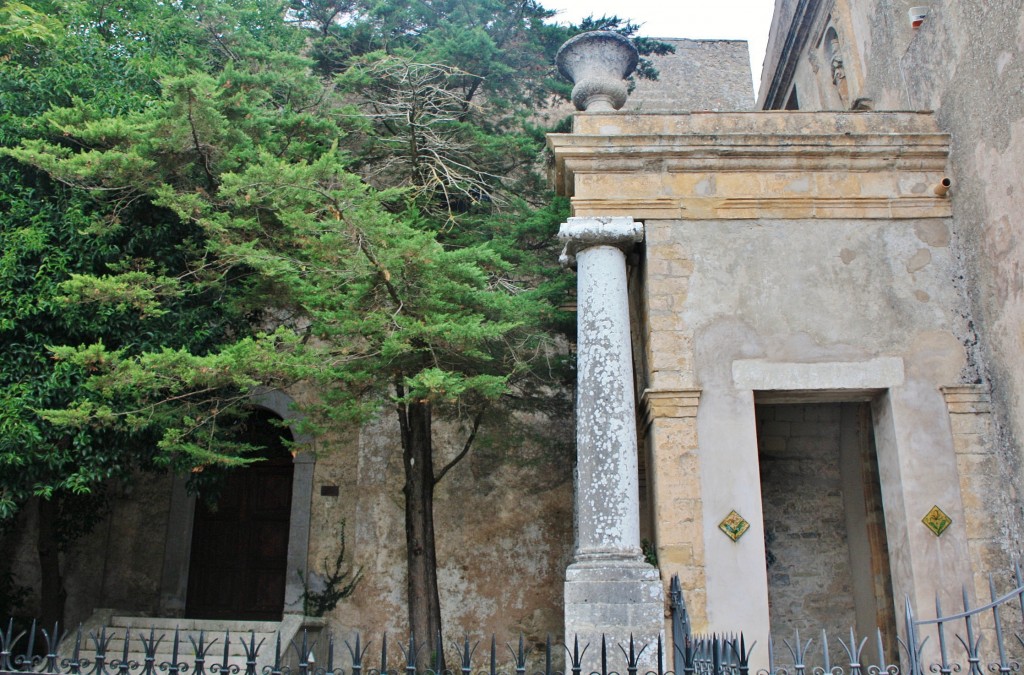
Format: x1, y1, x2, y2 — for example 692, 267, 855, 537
629, 40, 754, 112
943, 386, 1020, 601
757, 403, 858, 643
641, 390, 705, 634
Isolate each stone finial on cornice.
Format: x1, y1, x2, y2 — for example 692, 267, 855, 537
555, 31, 639, 112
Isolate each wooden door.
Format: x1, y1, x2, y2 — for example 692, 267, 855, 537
186, 410, 294, 620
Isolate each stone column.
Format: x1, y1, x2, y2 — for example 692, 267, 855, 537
559, 216, 664, 668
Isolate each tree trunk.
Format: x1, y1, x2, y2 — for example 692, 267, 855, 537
0, 514, 27, 617
400, 400, 444, 670
36, 497, 66, 629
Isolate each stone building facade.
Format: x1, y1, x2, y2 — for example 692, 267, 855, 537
7, 7, 1024, 672
550, 107, 971, 660
757, 0, 1024, 631
3, 35, 755, 656
550, 0, 1024, 662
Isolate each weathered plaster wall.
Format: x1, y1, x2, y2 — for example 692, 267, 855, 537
6, 403, 572, 644
860, 0, 1024, 573
758, 0, 1024, 575
666, 217, 963, 359
324, 409, 574, 645
643, 215, 973, 641
5, 474, 175, 626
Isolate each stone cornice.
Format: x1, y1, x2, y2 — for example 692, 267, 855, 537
640, 388, 702, 428
547, 111, 951, 220
572, 196, 950, 220
550, 134, 949, 175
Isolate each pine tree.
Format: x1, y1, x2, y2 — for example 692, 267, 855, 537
2, 0, 668, 645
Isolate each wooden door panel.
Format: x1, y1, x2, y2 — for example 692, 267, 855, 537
251, 473, 292, 512
251, 522, 289, 563
186, 410, 294, 620
251, 570, 287, 612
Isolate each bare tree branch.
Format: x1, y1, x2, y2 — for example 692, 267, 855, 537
434, 409, 484, 484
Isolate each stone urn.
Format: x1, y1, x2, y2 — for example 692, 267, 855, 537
555, 31, 639, 112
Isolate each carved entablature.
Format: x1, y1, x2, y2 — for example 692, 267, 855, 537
547, 111, 952, 221
941, 384, 993, 414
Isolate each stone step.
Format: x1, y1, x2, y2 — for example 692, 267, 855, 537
66, 611, 323, 673
91, 636, 279, 659
109, 616, 282, 634
72, 617, 284, 663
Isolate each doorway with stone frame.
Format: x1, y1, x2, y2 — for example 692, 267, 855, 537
185, 408, 295, 620
158, 390, 315, 619
755, 399, 897, 652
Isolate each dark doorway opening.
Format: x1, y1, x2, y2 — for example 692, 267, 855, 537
186, 409, 294, 620
756, 401, 896, 650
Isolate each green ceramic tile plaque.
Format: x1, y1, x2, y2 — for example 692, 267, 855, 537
922, 505, 952, 536
719, 510, 750, 541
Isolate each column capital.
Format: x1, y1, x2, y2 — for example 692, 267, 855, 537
640, 388, 702, 428
940, 384, 992, 414
558, 216, 643, 267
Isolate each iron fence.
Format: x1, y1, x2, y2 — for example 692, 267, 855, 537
677, 563, 1024, 675
0, 622, 675, 675
5, 564, 1024, 675
903, 563, 1024, 675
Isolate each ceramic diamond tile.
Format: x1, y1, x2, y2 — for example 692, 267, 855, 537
719, 510, 750, 541
922, 505, 952, 536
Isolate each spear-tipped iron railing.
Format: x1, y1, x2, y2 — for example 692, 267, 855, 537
0, 623, 674, 675
6, 563, 1024, 675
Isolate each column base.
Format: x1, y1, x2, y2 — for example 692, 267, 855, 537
564, 559, 665, 672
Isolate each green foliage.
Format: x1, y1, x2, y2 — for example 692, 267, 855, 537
0, 0, 666, 628
0, 168, 232, 519
0, 2, 61, 54
3, 0, 581, 463
0, 0, 268, 525
641, 539, 658, 567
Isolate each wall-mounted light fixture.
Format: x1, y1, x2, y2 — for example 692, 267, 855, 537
909, 6, 929, 28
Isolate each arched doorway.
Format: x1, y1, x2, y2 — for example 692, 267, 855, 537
185, 409, 295, 620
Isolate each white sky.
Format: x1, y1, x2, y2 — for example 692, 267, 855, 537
544, 0, 777, 97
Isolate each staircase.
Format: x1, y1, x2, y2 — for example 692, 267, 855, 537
65, 611, 325, 673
